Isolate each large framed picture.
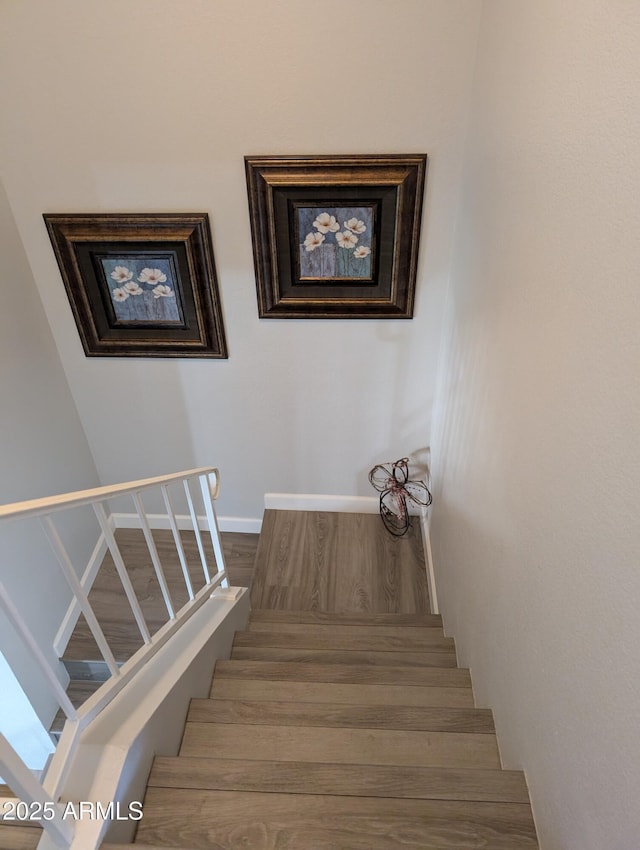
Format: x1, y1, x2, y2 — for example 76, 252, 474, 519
245, 154, 427, 318
44, 213, 228, 358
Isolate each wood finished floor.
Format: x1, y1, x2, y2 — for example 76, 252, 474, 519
250, 509, 429, 613
64, 510, 426, 662
133, 511, 539, 850
63, 528, 258, 662
39, 510, 539, 850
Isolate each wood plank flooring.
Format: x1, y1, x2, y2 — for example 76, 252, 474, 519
137, 596, 539, 847
52, 508, 538, 850
250, 510, 429, 613
63, 529, 258, 662
208, 678, 476, 707
0, 826, 42, 850
139, 790, 538, 850
213, 658, 472, 687
186, 698, 495, 733
148, 758, 530, 803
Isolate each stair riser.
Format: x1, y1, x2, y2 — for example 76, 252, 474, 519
149, 757, 531, 803
215, 660, 472, 687
209, 679, 475, 707
137, 789, 538, 850
231, 647, 458, 667
180, 723, 501, 769
249, 610, 443, 627
188, 699, 495, 733
0, 825, 42, 850
61, 660, 117, 682
234, 630, 455, 652
247, 622, 447, 639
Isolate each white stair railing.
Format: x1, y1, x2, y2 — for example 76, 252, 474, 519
0, 467, 227, 849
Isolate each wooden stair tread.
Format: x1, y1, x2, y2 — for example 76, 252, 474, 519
50, 679, 103, 734
214, 659, 472, 686
102, 845, 200, 850
136, 788, 538, 849
209, 677, 475, 707
149, 756, 530, 803
234, 627, 455, 652
180, 722, 501, 769
188, 697, 495, 733
230, 645, 458, 667
249, 608, 443, 627
103, 845, 200, 850
0, 825, 43, 849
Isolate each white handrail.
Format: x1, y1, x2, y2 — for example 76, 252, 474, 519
0, 467, 220, 522
0, 466, 228, 848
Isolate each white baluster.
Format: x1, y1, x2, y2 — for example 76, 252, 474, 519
199, 471, 228, 588
92, 503, 151, 644
40, 516, 120, 678
0, 733, 74, 847
183, 479, 210, 583
160, 485, 194, 600
132, 492, 175, 620
0, 582, 77, 720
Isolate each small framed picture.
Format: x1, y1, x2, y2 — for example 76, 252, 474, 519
245, 154, 427, 318
44, 213, 228, 358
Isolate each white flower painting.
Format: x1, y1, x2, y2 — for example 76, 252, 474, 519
101, 258, 180, 323
344, 218, 366, 234
138, 267, 168, 285
312, 213, 340, 234
298, 205, 374, 280
110, 266, 134, 283
152, 284, 174, 299
304, 232, 325, 252
336, 231, 359, 249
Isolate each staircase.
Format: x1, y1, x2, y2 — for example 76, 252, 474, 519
47, 528, 259, 741
133, 607, 539, 849
0, 507, 539, 849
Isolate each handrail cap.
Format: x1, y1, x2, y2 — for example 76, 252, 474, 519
0, 467, 220, 522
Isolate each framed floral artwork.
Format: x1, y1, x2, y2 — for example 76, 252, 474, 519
43, 213, 227, 358
245, 154, 427, 318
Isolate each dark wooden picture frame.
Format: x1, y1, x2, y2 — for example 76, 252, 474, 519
245, 154, 427, 319
44, 213, 228, 358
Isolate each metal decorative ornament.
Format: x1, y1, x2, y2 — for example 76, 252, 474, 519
369, 457, 432, 536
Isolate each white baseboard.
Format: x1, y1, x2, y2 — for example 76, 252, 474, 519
110, 513, 262, 534
264, 493, 379, 513
420, 507, 439, 615
217, 516, 263, 534
264, 492, 439, 614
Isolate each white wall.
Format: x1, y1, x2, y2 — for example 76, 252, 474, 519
0, 650, 54, 773
0, 179, 101, 728
0, 0, 482, 520
431, 2, 640, 848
